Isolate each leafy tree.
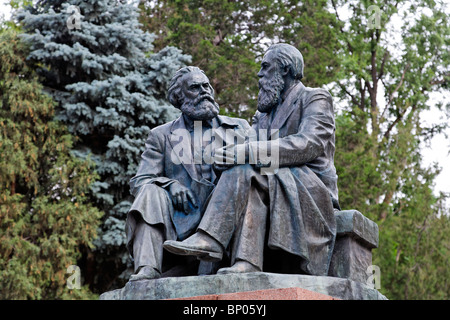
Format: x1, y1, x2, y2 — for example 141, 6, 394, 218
330, 0, 450, 299
0, 28, 103, 299
139, 0, 341, 119
16, 0, 191, 291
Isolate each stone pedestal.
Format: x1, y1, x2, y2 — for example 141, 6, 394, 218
168, 287, 338, 300
100, 209, 384, 300
328, 210, 379, 284
99, 272, 386, 300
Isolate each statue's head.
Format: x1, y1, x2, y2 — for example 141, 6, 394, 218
168, 66, 220, 121
257, 43, 304, 113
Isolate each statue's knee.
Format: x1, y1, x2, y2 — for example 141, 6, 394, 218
140, 183, 169, 199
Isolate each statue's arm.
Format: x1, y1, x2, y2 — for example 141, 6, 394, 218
250, 89, 335, 168
129, 129, 176, 197
278, 89, 334, 167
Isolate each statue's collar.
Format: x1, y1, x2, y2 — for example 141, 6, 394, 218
268, 81, 305, 130
281, 80, 302, 103
181, 114, 213, 132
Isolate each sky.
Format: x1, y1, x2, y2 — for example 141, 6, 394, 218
0, 2, 448, 201
0, 2, 10, 19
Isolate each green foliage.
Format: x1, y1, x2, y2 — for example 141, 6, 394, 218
2, 0, 448, 300
139, 0, 341, 120
17, 0, 191, 291
331, 0, 450, 299
334, 111, 382, 217
0, 29, 103, 299
376, 172, 450, 299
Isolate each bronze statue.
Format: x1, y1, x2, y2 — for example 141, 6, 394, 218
164, 44, 340, 276
126, 66, 250, 281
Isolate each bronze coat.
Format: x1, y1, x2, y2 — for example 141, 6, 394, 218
126, 115, 250, 252
252, 81, 339, 275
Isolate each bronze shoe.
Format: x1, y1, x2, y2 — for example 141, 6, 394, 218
163, 231, 223, 262
217, 261, 260, 274
129, 266, 161, 281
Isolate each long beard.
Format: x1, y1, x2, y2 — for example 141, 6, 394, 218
180, 95, 220, 120
257, 71, 285, 113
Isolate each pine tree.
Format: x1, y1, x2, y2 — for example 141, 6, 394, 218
16, 0, 191, 291
0, 28, 103, 299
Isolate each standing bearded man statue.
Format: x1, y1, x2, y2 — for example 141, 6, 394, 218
164, 44, 340, 276
126, 66, 250, 281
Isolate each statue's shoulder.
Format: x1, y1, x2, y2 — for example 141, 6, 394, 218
302, 86, 333, 106
304, 86, 332, 97
148, 119, 177, 140
303, 86, 332, 98
153, 120, 174, 131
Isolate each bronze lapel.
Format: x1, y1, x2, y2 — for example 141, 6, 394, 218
168, 116, 200, 181
269, 82, 305, 136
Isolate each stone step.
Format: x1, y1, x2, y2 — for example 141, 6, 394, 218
99, 272, 387, 300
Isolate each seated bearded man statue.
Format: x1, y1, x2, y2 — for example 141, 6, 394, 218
126, 66, 250, 281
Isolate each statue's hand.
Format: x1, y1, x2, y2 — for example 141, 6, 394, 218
213, 143, 248, 169
213, 162, 233, 172
169, 182, 197, 213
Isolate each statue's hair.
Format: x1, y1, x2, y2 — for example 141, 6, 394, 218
266, 43, 304, 80
167, 66, 214, 109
